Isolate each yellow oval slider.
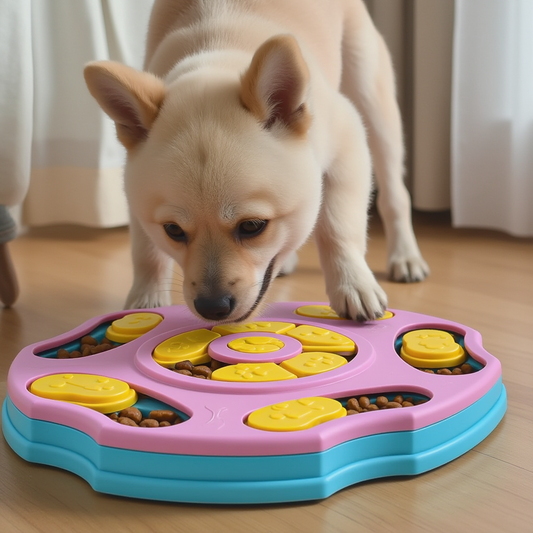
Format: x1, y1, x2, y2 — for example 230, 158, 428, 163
106, 312, 163, 343
30, 373, 137, 414
211, 362, 297, 382
212, 321, 296, 335
152, 329, 220, 368
286, 325, 355, 353
400, 329, 467, 369
248, 396, 346, 431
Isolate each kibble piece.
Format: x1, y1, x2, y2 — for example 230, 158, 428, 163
366, 403, 379, 411
118, 416, 138, 427
393, 395, 404, 404
159, 421, 171, 427
175, 360, 194, 372
93, 344, 112, 354
452, 367, 463, 375
437, 368, 453, 375
422, 369, 435, 374
385, 401, 403, 409
193, 365, 212, 379
81, 345, 93, 357
175, 369, 193, 376
81, 335, 98, 346
460, 363, 473, 374
140, 419, 159, 428
69, 350, 82, 358
149, 410, 178, 423
108, 413, 119, 421
346, 398, 361, 412
119, 407, 143, 424
101, 337, 113, 345
210, 359, 224, 371
57, 348, 70, 359
376, 396, 389, 408
346, 409, 359, 416
402, 401, 414, 407
358, 396, 370, 409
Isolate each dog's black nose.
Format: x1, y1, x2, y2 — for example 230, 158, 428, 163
194, 295, 236, 321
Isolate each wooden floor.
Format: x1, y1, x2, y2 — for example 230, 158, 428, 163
1, 211, 532, 532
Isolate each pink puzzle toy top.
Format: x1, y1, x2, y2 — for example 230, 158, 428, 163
2, 302, 506, 504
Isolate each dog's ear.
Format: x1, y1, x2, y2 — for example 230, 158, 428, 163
241, 35, 311, 135
84, 61, 166, 150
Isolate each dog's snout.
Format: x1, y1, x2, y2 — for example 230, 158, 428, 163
194, 295, 236, 321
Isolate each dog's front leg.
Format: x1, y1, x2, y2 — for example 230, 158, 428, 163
314, 100, 387, 321
124, 215, 173, 309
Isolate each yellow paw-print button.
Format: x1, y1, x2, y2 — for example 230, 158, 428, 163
212, 321, 296, 335
30, 373, 137, 414
228, 336, 285, 354
211, 363, 297, 382
280, 352, 347, 377
106, 312, 163, 343
286, 325, 355, 352
400, 329, 467, 368
153, 329, 220, 368
248, 397, 346, 431
295, 305, 345, 320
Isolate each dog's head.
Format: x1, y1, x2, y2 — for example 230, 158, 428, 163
85, 35, 322, 322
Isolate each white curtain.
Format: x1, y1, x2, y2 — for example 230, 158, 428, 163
452, 0, 533, 237
0, 0, 154, 228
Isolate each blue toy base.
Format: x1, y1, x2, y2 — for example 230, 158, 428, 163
2, 380, 506, 504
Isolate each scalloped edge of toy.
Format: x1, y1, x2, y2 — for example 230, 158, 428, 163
2, 380, 506, 504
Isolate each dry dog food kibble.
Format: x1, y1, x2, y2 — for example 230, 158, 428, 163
139, 419, 159, 428
345, 394, 427, 415
358, 396, 371, 409
119, 407, 142, 424
118, 416, 138, 427
149, 410, 178, 423
172, 359, 225, 379
376, 396, 389, 408
107, 407, 182, 428
420, 362, 475, 375
55, 335, 115, 359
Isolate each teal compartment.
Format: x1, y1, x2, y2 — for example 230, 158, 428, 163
2, 379, 506, 504
36, 322, 119, 358
394, 329, 484, 372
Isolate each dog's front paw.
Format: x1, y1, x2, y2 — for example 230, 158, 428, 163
329, 275, 388, 322
388, 253, 430, 283
124, 288, 172, 310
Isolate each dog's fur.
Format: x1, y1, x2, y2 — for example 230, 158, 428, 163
84, 0, 428, 323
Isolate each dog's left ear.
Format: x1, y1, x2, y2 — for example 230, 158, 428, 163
84, 61, 166, 150
241, 34, 311, 135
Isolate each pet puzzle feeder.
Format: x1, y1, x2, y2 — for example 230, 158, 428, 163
2, 302, 506, 504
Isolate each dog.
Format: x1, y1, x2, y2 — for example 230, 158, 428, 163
84, 0, 429, 323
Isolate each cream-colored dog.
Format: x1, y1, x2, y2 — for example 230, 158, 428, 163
84, 0, 428, 323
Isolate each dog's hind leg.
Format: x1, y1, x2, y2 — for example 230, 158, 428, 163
124, 215, 174, 309
339, 1, 429, 282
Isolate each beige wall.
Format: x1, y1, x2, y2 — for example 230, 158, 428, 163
364, 0, 454, 211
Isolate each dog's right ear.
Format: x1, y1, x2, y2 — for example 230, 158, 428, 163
240, 35, 311, 136
84, 61, 166, 150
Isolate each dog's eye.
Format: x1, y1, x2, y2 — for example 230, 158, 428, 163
163, 223, 186, 242
237, 219, 268, 238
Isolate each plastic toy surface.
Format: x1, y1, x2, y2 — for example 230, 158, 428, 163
2, 302, 506, 504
